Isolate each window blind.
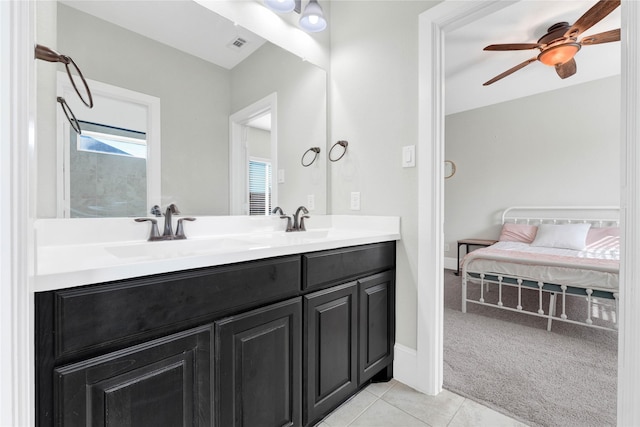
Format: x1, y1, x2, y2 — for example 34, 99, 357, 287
249, 159, 272, 215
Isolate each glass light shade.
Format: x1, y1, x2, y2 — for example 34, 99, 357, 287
264, 0, 295, 13
538, 43, 581, 66
299, 0, 327, 32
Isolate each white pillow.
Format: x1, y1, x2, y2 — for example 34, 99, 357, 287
530, 223, 591, 250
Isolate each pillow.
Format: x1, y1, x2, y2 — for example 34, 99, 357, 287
530, 223, 591, 250
499, 223, 538, 243
586, 226, 620, 246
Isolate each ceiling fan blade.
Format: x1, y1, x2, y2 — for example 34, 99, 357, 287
555, 58, 577, 79
580, 28, 621, 45
484, 43, 542, 51
566, 0, 620, 38
483, 58, 538, 86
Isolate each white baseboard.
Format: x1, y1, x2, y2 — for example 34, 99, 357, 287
444, 256, 458, 272
393, 343, 418, 390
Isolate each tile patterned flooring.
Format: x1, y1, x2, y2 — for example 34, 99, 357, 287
315, 379, 528, 427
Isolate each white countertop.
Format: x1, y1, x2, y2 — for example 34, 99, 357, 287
33, 215, 400, 292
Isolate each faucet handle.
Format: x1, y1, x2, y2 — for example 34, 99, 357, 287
150, 205, 162, 217
299, 215, 310, 231
175, 217, 196, 240
135, 218, 161, 241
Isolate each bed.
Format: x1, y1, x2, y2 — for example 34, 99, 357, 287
461, 206, 620, 332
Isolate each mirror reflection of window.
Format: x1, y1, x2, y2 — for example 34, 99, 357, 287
249, 158, 272, 215
69, 121, 147, 218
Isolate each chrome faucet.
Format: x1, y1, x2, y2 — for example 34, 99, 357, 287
136, 204, 195, 241
162, 204, 180, 239
292, 206, 309, 232
273, 207, 293, 232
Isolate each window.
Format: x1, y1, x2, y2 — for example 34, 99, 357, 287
249, 158, 272, 215
69, 121, 147, 218
77, 128, 147, 159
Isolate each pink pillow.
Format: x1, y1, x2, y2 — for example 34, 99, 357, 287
586, 227, 620, 246
499, 223, 538, 243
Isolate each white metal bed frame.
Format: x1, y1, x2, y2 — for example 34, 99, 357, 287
462, 206, 620, 332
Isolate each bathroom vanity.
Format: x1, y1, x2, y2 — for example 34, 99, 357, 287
33, 215, 399, 427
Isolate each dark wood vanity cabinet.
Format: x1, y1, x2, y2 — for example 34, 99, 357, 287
301, 247, 396, 427
304, 282, 359, 425
358, 271, 395, 384
53, 325, 213, 427
215, 298, 302, 427
35, 242, 395, 427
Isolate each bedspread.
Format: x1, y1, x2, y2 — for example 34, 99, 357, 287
463, 241, 619, 290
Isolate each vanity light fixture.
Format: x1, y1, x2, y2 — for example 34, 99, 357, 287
263, 0, 327, 33
264, 0, 296, 14
299, 0, 327, 33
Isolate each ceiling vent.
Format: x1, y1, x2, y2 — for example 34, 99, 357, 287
227, 37, 248, 51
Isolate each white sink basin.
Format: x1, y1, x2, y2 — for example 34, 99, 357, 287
106, 237, 254, 259
237, 229, 353, 247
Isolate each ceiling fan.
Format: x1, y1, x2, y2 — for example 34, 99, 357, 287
482, 0, 620, 86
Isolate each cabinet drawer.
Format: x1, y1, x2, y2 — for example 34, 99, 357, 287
51, 255, 300, 359
302, 242, 395, 291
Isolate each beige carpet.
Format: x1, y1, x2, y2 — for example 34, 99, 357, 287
443, 269, 617, 427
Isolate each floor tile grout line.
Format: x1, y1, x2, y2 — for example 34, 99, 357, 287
445, 397, 468, 427
344, 390, 382, 427
373, 397, 434, 427
341, 381, 398, 427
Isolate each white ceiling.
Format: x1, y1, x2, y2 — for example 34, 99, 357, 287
445, 1, 621, 115
62, 1, 621, 116
61, 0, 267, 70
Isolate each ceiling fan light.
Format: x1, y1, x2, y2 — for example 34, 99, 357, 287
299, 0, 327, 32
264, 0, 295, 14
538, 43, 581, 66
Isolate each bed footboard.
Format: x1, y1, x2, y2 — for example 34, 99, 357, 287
462, 269, 618, 332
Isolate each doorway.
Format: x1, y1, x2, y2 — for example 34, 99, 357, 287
229, 93, 278, 215
417, 1, 640, 424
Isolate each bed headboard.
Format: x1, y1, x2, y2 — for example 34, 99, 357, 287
501, 206, 620, 227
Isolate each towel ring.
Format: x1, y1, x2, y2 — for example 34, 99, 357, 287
329, 140, 348, 162
301, 147, 321, 167
444, 160, 457, 179
57, 97, 82, 135
35, 44, 94, 108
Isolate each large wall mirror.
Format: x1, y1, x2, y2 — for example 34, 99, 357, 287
37, 0, 327, 218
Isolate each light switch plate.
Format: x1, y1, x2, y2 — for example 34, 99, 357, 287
402, 145, 416, 168
307, 194, 315, 211
277, 169, 285, 183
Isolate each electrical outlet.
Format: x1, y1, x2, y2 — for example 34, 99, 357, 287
350, 192, 361, 210
307, 194, 315, 211
444, 243, 450, 252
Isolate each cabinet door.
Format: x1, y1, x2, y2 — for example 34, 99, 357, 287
53, 324, 213, 427
215, 298, 302, 427
304, 282, 358, 426
358, 271, 395, 384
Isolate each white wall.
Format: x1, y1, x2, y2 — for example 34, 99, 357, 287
444, 76, 621, 264
248, 127, 271, 159
330, 0, 439, 349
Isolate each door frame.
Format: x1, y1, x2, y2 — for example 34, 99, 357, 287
229, 93, 278, 215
